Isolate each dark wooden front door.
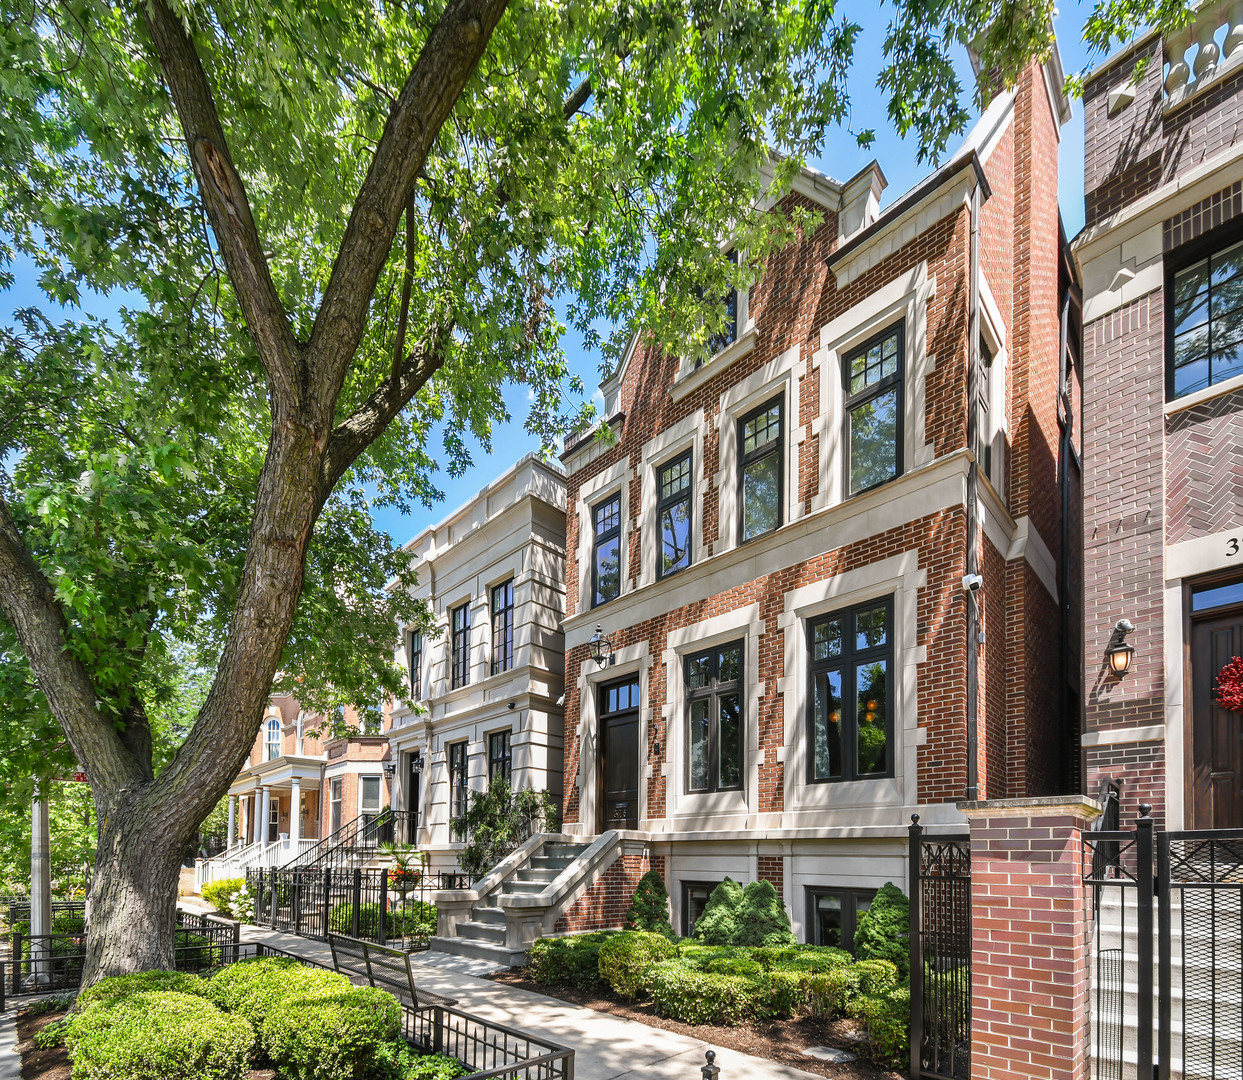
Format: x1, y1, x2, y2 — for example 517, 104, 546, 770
1191, 598, 1243, 829
599, 678, 640, 831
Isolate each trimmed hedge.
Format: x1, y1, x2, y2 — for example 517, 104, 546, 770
206, 956, 351, 1039
855, 986, 911, 1068
806, 967, 861, 1018
76, 969, 208, 1010
646, 959, 764, 1025
66, 990, 252, 1080
371, 1043, 472, 1080
263, 986, 402, 1080
201, 877, 247, 913
597, 931, 678, 999
527, 931, 615, 988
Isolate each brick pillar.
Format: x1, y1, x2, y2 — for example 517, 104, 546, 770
959, 795, 1102, 1080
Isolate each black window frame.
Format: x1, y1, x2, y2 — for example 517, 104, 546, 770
805, 886, 876, 953
656, 450, 694, 579
704, 249, 740, 357
448, 741, 468, 840
591, 492, 623, 607
451, 602, 471, 690
488, 729, 512, 784
843, 321, 905, 496
806, 597, 895, 783
977, 333, 994, 483
408, 629, 423, 701
737, 395, 784, 545
491, 580, 515, 675
682, 880, 722, 937
684, 639, 745, 794
1166, 221, 1243, 400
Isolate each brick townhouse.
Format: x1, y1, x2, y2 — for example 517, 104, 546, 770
551, 54, 1082, 945
1075, 4, 1243, 829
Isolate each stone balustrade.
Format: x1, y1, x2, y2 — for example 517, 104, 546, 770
1165, 0, 1243, 106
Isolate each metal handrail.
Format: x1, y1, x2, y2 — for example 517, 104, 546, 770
284, 808, 417, 872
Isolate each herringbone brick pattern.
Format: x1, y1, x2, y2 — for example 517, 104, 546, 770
1166, 386, 1243, 543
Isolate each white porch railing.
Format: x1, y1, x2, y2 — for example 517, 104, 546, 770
195, 836, 320, 889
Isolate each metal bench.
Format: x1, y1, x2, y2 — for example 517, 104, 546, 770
327, 933, 457, 1012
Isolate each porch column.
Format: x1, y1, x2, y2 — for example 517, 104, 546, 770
959, 795, 1102, 1080
227, 796, 237, 849
260, 785, 271, 846
290, 778, 301, 845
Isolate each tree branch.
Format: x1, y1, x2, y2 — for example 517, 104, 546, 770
142, 0, 301, 406
563, 76, 592, 120
0, 492, 144, 791
306, 0, 510, 389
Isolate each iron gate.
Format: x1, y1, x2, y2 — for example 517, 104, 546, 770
908, 816, 971, 1080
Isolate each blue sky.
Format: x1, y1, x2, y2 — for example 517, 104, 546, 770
4, 10, 1098, 549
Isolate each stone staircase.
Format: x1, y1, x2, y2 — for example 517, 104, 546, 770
430, 834, 615, 967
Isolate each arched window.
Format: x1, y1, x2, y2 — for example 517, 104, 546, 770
265, 717, 281, 761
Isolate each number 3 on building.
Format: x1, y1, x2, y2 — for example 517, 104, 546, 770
1229, 538, 1240, 556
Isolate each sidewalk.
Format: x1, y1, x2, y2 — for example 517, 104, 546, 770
237, 925, 823, 1080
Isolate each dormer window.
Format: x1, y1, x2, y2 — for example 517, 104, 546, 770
703, 250, 739, 359
265, 717, 281, 761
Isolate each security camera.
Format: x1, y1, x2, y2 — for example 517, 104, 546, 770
962, 573, 983, 594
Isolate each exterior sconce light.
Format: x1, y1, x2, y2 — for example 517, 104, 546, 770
1106, 619, 1136, 676
382, 761, 396, 778
409, 750, 423, 773
589, 624, 616, 668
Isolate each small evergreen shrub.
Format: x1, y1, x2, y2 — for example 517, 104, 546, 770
66, 990, 252, 1080
201, 877, 246, 912
854, 986, 911, 1068
646, 959, 764, 1025
527, 932, 614, 988
207, 956, 350, 1035
805, 967, 861, 1018
765, 970, 808, 1018
851, 958, 899, 997
76, 969, 207, 1010
263, 986, 401, 1080
732, 880, 796, 947
597, 931, 678, 999
625, 870, 673, 935
692, 878, 744, 945
853, 882, 910, 978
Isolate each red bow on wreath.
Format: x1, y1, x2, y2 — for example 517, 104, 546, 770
1215, 656, 1243, 712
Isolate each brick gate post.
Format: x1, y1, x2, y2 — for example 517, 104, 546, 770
958, 795, 1102, 1080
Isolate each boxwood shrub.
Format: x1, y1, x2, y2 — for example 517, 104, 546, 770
854, 986, 911, 1068
66, 989, 252, 1080
852, 958, 899, 997
805, 966, 862, 1018
207, 956, 351, 1037
597, 931, 678, 999
646, 959, 765, 1025
263, 986, 401, 1080
76, 969, 208, 1010
200, 877, 246, 913
527, 931, 614, 988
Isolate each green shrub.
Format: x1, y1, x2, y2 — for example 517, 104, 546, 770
676, 943, 745, 965
597, 931, 679, 999
759, 945, 852, 974
703, 957, 763, 978
851, 958, 899, 998
327, 900, 435, 939
76, 969, 207, 1010
263, 986, 402, 1080
853, 882, 910, 978
527, 932, 614, 988
207, 956, 350, 1035
733, 880, 795, 947
66, 990, 252, 1080
201, 877, 246, 912
371, 1042, 471, 1080
625, 870, 673, 935
805, 967, 861, 1018
692, 879, 744, 945
855, 986, 911, 1068
646, 959, 764, 1025
33, 1018, 72, 1049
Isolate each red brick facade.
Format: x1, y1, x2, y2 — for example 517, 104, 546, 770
554, 854, 666, 934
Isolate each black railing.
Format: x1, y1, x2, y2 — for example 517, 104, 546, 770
908, 816, 971, 1080
284, 808, 418, 873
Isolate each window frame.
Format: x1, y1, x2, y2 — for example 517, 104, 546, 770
448, 741, 469, 838
450, 602, 471, 690
804, 886, 876, 952
491, 580, 515, 675
805, 597, 896, 784
265, 717, 281, 761
736, 395, 784, 545
488, 729, 512, 785
656, 450, 694, 580
591, 492, 623, 607
977, 333, 994, 481
359, 774, 382, 815
408, 629, 423, 701
842, 320, 905, 497
1166, 220, 1243, 402
329, 777, 343, 836
684, 639, 745, 794
704, 249, 740, 358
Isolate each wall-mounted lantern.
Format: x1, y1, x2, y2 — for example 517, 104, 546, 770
1106, 619, 1136, 676
589, 624, 616, 668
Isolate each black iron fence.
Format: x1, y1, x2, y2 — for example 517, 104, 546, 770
1083, 806, 1243, 1080
908, 816, 971, 1080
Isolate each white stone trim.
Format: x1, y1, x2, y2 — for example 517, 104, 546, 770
637, 409, 707, 589
777, 552, 926, 823
671, 326, 758, 402
1166, 527, 1243, 582
1080, 724, 1166, 747
810, 262, 936, 512
1164, 369, 1243, 415
575, 458, 634, 616
1164, 579, 1187, 830
1007, 516, 1059, 602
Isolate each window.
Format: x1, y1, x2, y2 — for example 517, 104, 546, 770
491, 580, 515, 675
329, 778, 343, 836
738, 396, 783, 543
359, 709, 382, 736
268, 797, 279, 842
705, 250, 739, 356
592, 494, 622, 606
844, 322, 903, 494
806, 887, 874, 952
657, 451, 693, 578
448, 742, 468, 838
359, 775, 382, 829
977, 334, 994, 481
488, 730, 512, 784
682, 881, 721, 937
808, 599, 894, 781
265, 717, 281, 761
1170, 238, 1243, 398
408, 630, 423, 701
685, 641, 743, 793
451, 602, 471, 689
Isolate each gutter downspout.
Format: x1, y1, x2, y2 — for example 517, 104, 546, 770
1056, 287, 1079, 793
965, 180, 983, 802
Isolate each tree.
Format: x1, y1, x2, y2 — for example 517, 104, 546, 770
0, 0, 1194, 984
626, 869, 673, 936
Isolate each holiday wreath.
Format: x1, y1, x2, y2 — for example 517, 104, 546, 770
1214, 655, 1243, 712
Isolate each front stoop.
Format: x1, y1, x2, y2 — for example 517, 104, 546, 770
429, 833, 634, 966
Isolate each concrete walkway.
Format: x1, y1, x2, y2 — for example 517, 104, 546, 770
238, 925, 824, 1080
0, 1010, 19, 1080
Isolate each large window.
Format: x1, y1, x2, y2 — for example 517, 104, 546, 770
686, 641, 743, 793
448, 741, 468, 838
738, 397, 782, 543
806, 887, 874, 952
491, 580, 515, 675
408, 630, 422, 701
1171, 238, 1243, 398
359, 775, 382, 828
808, 599, 894, 781
592, 494, 622, 606
265, 717, 281, 761
488, 730, 512, 784
844, 323, 903, 494
657, 452, 693, 578
451, 602, 471, 690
